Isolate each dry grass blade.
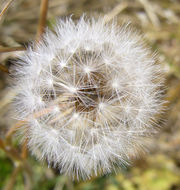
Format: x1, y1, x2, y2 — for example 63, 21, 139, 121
36, 0, 49, 42
5, 107, 53, 142
6, 121, 27, 142
0, 89, 17, 110
0, 0, 15, 20
4, 165, 22, 190
138, 0, 160, 27
0, 64, 9, 73
104, 2, 128, 23
21, 138, 28, 159
0, 138, 5, 149
0, 46, 25, 52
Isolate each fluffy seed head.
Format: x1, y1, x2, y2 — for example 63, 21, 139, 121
12, 16, 164, 180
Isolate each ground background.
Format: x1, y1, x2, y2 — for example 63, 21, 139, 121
0, 0, 180, 189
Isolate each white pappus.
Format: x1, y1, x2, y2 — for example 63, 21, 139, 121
11, 16, 164, 180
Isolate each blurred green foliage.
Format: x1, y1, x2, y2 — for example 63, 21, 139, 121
1, 150, 180, 189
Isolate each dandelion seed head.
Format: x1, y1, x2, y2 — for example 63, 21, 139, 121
98, 102, 106, 110
83, 66, 92, 74
12, 16, 164, 180
112, 79, 119, 89
73, 112, 80, 120
46, 78, 53, 86
60, 61, 67, 68
53, 106, 60, 113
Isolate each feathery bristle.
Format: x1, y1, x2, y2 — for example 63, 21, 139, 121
11, 16, 164, 180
